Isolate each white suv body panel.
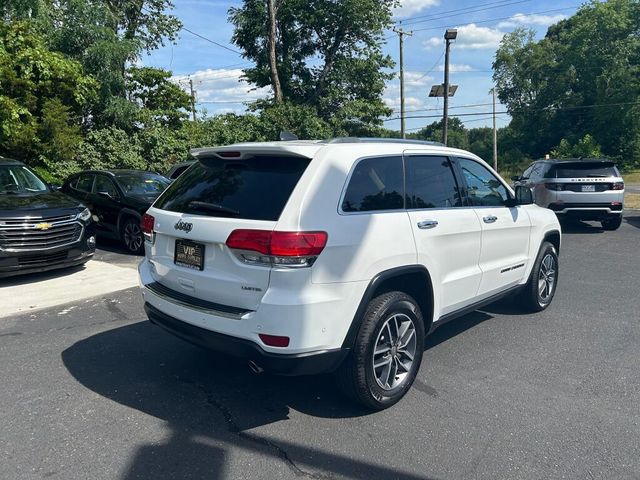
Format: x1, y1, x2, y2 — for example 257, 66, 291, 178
139, 141, 561, 368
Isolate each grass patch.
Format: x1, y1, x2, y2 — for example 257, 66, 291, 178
623, 171, 640, 184
625, 193, 640, 210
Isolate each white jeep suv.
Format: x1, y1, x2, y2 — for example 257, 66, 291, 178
139, 139, 561, 409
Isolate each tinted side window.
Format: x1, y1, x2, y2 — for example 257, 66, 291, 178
342, 156, 404, 212
94, 175, 118, 197
405, 155, 462, 209
76, 174, 94, 193
529, 163, 544, 180
458, 158, 510, 207
521, 164, 534, 179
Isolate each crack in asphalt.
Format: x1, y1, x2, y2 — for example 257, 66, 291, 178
178, 376, 332, 479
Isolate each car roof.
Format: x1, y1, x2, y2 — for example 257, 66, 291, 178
0, 156, 24, 166
541, 158, 614, 164
72, 169, 164, 176
190, 138, 471, 161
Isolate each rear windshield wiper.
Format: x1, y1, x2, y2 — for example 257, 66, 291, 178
188, 201, 240, 216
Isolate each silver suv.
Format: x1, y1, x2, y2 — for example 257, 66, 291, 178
513, 159, 624, 230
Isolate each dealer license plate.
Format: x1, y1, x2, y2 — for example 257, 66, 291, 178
174, 239, 205, 270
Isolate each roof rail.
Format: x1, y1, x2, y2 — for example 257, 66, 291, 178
325, 137, 445, 147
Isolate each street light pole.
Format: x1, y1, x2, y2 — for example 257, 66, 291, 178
442, 29, 457, 146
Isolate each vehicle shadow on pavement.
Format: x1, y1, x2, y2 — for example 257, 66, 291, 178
558, 219, 604, 234
0, 264, 86, 288
61, 321, 439, 480
624, 213, 640, 229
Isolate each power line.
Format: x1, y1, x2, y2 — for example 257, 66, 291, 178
409, 5, 580, 34
384, 100, 640, 122
396, 0, 529, 24
141, 5, 243, 55
181, 26, 243, 55
398, 0, 532, 28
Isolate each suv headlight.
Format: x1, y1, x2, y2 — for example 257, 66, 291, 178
77, 208, 92, 222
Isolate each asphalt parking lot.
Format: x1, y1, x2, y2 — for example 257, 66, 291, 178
1, 216, 639, 480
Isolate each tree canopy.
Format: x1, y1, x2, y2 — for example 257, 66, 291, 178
493, 0, 640, 169
229, 0, 397, 132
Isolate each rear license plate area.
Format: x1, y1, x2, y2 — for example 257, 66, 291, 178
581, 185, 596, 192
174, 239, 205, 270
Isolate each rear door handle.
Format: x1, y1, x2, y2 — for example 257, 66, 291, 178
483, 215, 498, 224
417, 220, 438, 229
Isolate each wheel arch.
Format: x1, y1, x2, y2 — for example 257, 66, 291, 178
543, 229, 561, 254
341, 265, 435, 350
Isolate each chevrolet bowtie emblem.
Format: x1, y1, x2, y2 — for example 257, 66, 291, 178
35, 222, 53, 231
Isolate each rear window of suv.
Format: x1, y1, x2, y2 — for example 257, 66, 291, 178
545, 162, 619, 178
155, 155, 310, 221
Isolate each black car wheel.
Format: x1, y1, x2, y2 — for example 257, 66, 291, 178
518, 241, 558, 312
121, 217, 144, 254
601, 216, 622, 231
337, 291, 425, 410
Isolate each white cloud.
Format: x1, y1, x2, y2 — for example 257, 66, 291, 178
424, 24, 506, 51
422, 37, 443, 50
171, 68, 270, 111
404, 70, 433, 86
436, 63, 476, 72
394, 0, 440, 18
497, 13, 568, 29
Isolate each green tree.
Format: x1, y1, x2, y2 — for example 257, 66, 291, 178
0, 21, 96, 169
229, 0, 396, 131
409, 118, 469, 150
493, 0, 640, 169
550, 134, 603, 159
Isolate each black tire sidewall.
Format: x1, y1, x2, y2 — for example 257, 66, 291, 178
121, 217, 143, 253
533, 243, 558, 309
361, 295, 425, 409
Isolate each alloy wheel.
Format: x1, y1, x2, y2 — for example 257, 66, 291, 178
124, 222, 143, 252
372, 313, 417, 391
538, 253, 556, 303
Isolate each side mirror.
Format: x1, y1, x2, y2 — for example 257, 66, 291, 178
510, 175, 521, 182
515, 185, 534, 205
49, 183, 61, 191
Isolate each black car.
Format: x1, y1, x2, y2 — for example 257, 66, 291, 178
61, 170, 170, 253
0, 157, 95, 278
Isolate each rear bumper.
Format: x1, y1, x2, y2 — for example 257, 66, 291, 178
145, 302, 348, 375
548, 202, 623, 219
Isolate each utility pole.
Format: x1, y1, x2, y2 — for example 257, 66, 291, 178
393, 25, 412, 139
442, 29, 457, 146
492, 87, 497, 171
189, 78, 197, 122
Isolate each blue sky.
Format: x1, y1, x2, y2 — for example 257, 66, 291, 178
144, 0, 582, 132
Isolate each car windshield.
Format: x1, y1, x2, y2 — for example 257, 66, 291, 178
0, 165, 49, 194
114, 173, 170, 196
545, 162, 619, 178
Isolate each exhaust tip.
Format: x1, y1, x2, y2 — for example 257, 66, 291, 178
248, 360, 263, 374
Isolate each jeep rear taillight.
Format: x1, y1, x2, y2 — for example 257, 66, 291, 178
226, 229, 328, 267
612, 182, 624, 190
141, 213, 155, 243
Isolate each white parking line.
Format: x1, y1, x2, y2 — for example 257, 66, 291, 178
0, 261, 140, 319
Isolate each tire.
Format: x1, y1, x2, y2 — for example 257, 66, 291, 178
518, 241, 559, 313
601, 216, 622, 231
121, 216, 144, 254
336, 291, 425, 410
